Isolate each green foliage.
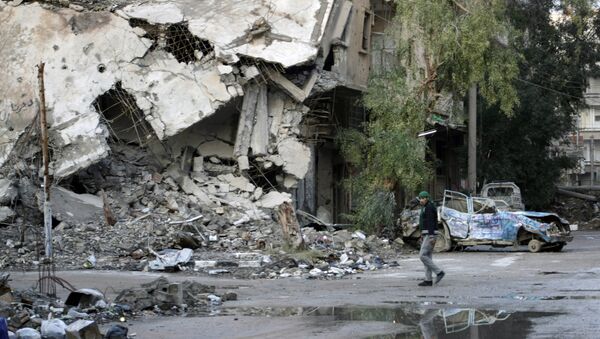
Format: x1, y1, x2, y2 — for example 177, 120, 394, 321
346, 190, 397, 234
478, 0, 600, 209
396, 0, 520, 115
337, 66, 432, 233
337, 0, 520, 233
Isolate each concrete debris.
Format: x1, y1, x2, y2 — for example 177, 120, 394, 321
120, 0, 332, 67
50, 187, 104, 224
198, 140, 234, 160
0, 0, 409, 300
65, 319, 101, 339
256, 192, 292, 209
115, 276, 221, 311
0, 179, 17, 205
552, 195, 600, 230
0, 207, 15, 224
277, 138, 311, 179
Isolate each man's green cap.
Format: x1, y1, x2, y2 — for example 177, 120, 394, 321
418, 191, 430, 199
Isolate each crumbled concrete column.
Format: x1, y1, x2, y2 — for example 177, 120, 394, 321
250, 85, 269, 156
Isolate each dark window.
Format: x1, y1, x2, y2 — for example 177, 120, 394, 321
362, 11, 372, 51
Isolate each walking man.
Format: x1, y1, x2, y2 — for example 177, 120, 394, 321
417, 191, 445, 286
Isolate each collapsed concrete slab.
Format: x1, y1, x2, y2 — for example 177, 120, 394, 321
50, 187, 103, 224
0, 0, 331, 180
119, 0, 334, 68
256, 191, 292, 209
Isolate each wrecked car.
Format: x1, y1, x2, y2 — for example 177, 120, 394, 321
400, 190, 573, 252
480, 182, 524, 211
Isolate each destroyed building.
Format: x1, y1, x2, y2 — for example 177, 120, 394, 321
0, 0, 414, 267
0, 0, 468, 233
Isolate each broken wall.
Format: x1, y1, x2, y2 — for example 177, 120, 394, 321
0, 0, 333, 180
0, 0, 347, 234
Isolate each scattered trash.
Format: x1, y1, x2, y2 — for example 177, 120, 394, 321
82, 254, 96, 269
65, 289, 105, 309
148, 248, 193, 271
40, 319, 67, 339
14, 328, 41, 339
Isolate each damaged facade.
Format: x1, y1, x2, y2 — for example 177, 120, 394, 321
0, 0, 398, 245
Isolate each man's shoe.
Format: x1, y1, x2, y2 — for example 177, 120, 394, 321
435, 271, 445, 284
418, 280, 433, 286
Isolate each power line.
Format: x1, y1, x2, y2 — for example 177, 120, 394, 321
516, 78, 587, 101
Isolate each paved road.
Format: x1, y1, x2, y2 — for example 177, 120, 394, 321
8, 231, 600, 338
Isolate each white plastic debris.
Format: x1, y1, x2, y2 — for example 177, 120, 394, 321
15, 328, 41, 339
41, 319, 67, 339
309, 268, 323, 277
83, 254, 96, 269
339, 253, 349, 265
207, 294, 222, 305
148, 248, 193, 271
352, 231, 366, 240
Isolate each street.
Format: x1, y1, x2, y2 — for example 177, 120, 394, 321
7, 231, 600, 338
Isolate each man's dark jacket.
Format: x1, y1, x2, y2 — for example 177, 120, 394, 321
419, 200, 438, 235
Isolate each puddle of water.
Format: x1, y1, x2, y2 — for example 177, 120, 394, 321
506, 294, 600, 301
187, 305, 558, 338
382, 300, 454, 306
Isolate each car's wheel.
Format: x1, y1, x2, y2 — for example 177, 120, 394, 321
528, 239, 543, 253
434, 224, 452, 252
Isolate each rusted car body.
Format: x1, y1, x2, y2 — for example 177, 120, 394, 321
400, 190, 573, 252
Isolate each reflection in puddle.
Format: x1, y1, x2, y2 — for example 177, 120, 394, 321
505, 294, 600, 301
208, 305, 557, 338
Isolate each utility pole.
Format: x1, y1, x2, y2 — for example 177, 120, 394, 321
591, 135, 595, 185
38, 62, 52, 258
38, 62, 56, 296
468, 85, 477, 194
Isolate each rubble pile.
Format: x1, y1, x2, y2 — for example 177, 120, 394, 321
0, 143, 406, 277
0, 275, 232, 338
552, 196, 600, 230
0, 0, 408, 282
0, 144, 287, 271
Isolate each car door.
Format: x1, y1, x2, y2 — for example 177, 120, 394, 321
466, 197, 504, 240
441, 190, 470, 238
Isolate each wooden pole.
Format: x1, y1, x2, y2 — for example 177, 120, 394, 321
38, 62, 52, 259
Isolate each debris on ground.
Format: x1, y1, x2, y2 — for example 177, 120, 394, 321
0, 142, 408, 277
0, 276, 234, 337
552, 195, 600, 230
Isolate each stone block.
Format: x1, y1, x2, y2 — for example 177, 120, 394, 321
65, 320, 102, 339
